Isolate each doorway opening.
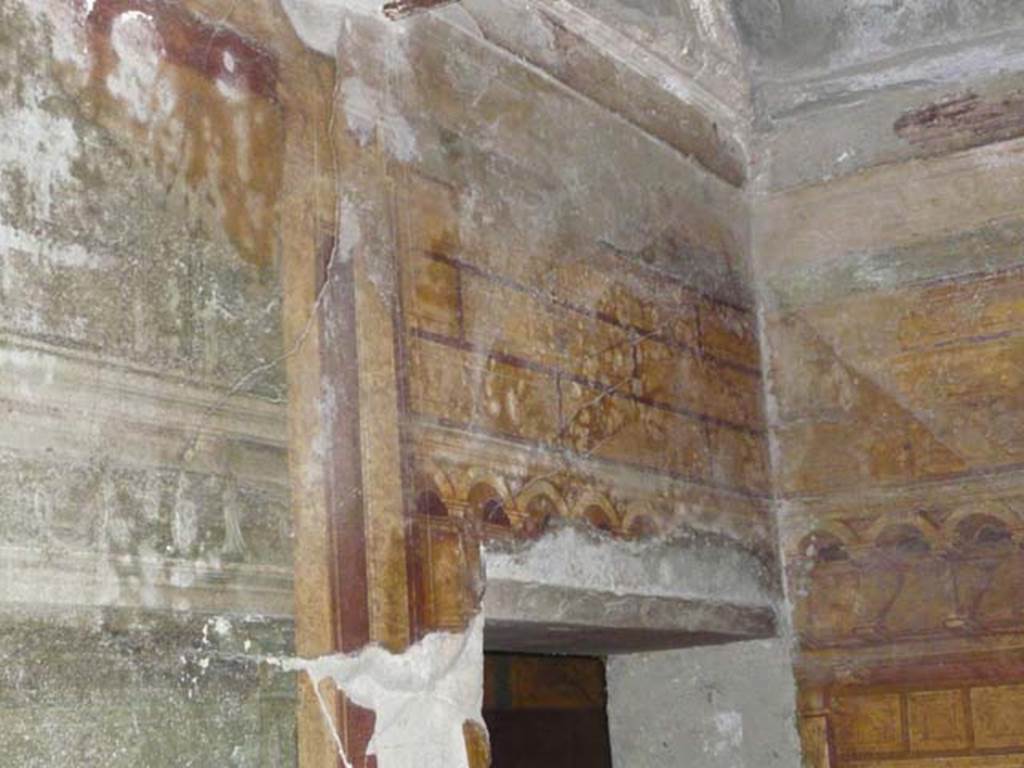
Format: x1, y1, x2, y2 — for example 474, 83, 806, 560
483, 652, 613, 767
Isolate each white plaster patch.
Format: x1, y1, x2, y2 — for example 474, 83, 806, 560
171, 474, 199, 555
212, 615, 233, 637
285, 0, 425, 162
216, 78, 248, 103
0, 347, 58, 391
281, 0, 389, 57
383, 112, 420, 163
0, 225, 100, 269
337, 195, 363, 263
0, 95, 80, 222
107, 11, 176, 123
341, 76, 420, 162
34, 2, 93, 72
341, 77, 378, 146
214, 52, 250, 103
272, 614, 485, 768
847, 250, 904, 290
691, 0, 723, 44
709, 710, 744, 758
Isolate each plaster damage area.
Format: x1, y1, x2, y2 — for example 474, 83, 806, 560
482, 524, 780, 654
273, 615, 485, 768
281, 0, 391, 55
484, 525, 775, 607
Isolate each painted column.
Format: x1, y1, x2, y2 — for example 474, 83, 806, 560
279, 6, 487, 767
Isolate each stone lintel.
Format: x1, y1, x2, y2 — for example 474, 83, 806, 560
484, 580, 777, 655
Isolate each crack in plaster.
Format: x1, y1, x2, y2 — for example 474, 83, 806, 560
178, 92, 346, 465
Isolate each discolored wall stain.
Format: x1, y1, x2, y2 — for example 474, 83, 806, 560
0, 2, 295, 767
74, 0, 284, 268
895, 90, 1024, 156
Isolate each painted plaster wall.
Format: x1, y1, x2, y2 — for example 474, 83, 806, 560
740, 0, 1024, 193
280, 3, 1024, 767
0, 0, 785, 764
0, 0, 850, 765
606, 638, 802, 768
279, 2, 785, 765
734, 0, 1024, 77
0, 1, 297, 764
757, 135, 1024, 768
346, 0, 776, 570
0, 0, 782, 765
753, 19, 1024, 761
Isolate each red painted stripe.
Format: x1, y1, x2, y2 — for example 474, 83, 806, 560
86, 0, 278, 101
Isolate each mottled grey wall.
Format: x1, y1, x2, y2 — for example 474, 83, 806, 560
0, 1, 296, 765
733, 0, 1024, 74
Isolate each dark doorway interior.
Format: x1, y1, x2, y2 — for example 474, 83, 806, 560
484, 652, 613, 767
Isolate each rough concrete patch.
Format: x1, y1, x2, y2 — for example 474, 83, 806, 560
607, 638, 802, 768
483, 524, 777, 606
0, 605, 296, 767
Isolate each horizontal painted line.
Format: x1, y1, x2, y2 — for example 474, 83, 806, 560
780, 460, 1024, 503
0, 329, 285, 407
843, 745, 1024, 764
409, 327, 765, 437
905, 259, 1024, 293
769, 231, 1024, 313
423, 249, 761, 376
801, 622, 1024, 652
923, 326, 1024, 353
409, 411, 772, 501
